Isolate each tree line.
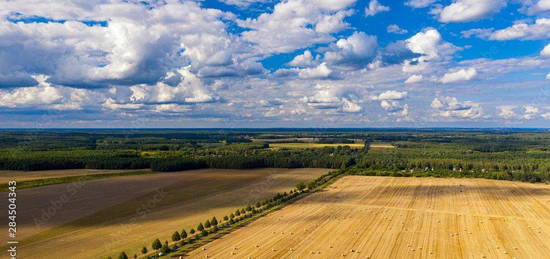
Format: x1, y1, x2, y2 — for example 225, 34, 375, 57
0, 146, 361, 172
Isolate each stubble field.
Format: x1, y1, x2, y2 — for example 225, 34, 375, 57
0, 168, 146, 185
2, 168, 330, 259
188, 176, 550, 259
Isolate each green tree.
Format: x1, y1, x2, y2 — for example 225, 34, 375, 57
152, 238, 162, 250
201, 230, 208, 237
223, 215, 229, 221
118, 252, 128, 259
296, 182, 306, 191
307, 181, 316, 190
204, 220, 211, 228
197, 223, 204, 231
190, 228, 195, 234
161, 242, 170, 254
172, 231, 181, 241
211, 216, 218, 226
141, 246, 148, 254
181, 229, 188, 239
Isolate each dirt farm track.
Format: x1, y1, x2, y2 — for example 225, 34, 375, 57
188, 176, 550, 259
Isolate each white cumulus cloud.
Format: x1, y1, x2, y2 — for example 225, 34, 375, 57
220, 0, 271, 7
129, 67, 215, 104
0, 75, 92, 110
524, 0, 550, 14
405, 74, 423, 84
542, 44, 550, 56
237, 0, 357, 54
365, 0, 390, 16
490, 18, 550, 40
387, 24, 408, 34
289, 50, 317, 67
440, 68, 477, 83
431, 96, 483, 119
523, 105, 540, 119
439, 0, 506, 23
298, 63, 333, 79
315, 10, 353, 34
375, 91, 408, 116
406, 28, 458, 60
377, 90, 408, 100
304, 84, 363, 113
405, 0, 436, 8
497, 105, 518, 119
403, 28, 459, 73
324, 32, 378, 67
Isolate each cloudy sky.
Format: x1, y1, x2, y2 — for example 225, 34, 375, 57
0, 0, 549, 128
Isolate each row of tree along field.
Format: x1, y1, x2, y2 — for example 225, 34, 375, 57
108, 170, 344, 259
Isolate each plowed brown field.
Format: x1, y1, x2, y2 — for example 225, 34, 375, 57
0, 169, 145, 184
188, 176, 550, 259
5, 168, 329, 259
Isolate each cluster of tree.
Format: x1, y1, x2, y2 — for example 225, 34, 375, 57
471, 143, 522, 152
349, 169, 547, 183
355, 145, 550, 182
150, 147, 360, 172
149, 159, 206, 172
0, 150, 149, 171
0, 130, 255, 151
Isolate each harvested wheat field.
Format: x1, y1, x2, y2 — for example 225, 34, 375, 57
369, 143, 395, 150
188, 176, 550, 259
7, 168, 328, 259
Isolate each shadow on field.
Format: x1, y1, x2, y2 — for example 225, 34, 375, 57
13, 172, 304, 233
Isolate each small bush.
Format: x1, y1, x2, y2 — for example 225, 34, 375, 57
172, 231, 181, 241
118, 252, 128, 259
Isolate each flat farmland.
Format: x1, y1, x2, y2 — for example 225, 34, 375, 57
4, 168, 329, 259
0, 168, 146, 185
269, 143, 365, 149
188, 176, 550, 259
268, 143, 394, 150
368, 143, 395, 150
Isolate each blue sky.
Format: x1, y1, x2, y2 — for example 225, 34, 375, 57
0, 0, 549, 128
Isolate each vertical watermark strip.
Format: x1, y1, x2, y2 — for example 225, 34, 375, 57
7, 180, 17, 258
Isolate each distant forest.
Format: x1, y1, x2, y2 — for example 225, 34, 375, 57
0, 129, 548, 182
